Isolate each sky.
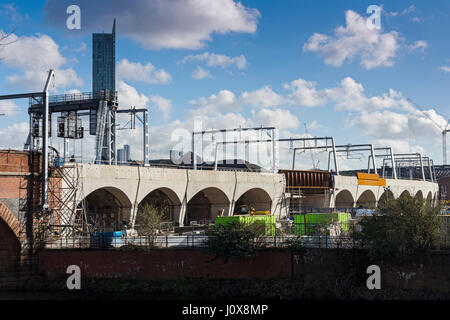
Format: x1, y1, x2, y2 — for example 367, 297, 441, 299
0, 0, 449, 171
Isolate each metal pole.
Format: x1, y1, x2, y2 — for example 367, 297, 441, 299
272, 128, 276, 173
390, 147, 397, 180
42, 69, 54, 210
370, 144, 377, 175
419, 154, 425, 181
292, 149, 297, 170
107, 108, 111, 165
427, 158, 433, 182
143, 110, 149, 165
332, 138, 339, 175
214, 142, 218, 171
192, 132, 197, 170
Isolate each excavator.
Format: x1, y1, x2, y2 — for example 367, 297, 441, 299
235, 204, 270, 216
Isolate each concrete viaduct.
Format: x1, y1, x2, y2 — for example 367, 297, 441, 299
60, 163, 439, 230
68, 164, 286, 229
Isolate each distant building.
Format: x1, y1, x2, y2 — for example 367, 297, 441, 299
92, 19, 116, 93
117, 144, 131, 164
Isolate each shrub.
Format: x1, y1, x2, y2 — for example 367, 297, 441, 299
204, 221, 265, 262
353, 194, 442, 261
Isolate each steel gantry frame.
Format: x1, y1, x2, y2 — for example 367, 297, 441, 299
0, 69, 54, 210
192, 127, 277, 172
382, 153, 436, 182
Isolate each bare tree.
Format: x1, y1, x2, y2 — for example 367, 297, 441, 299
0, 29, 16, 46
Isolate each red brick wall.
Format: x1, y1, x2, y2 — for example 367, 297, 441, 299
0, 151, 31, 173
0, 218, 20, 272
39, 250, 292, 280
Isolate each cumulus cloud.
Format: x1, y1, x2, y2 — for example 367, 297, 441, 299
0, 122, 28, 149
0, 31, 82, 91
251, 108, 299, 130
117, 80, 149, 108
180, 52, 248, 69
117, 59, 171, 84
192, 66, 212, 80
283, 76, 415, 112
44, 0, 260, 50
0, 99, 21, 117
189, 90, 241, 113
283, 78, 329, 107
241, 86, 285, 108
303, 10, 401, 69
150, 95, 172, 120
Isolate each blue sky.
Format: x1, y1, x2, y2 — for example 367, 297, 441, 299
0, 0, 449, 169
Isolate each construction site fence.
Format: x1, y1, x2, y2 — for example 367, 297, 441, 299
42, 234, 358, 250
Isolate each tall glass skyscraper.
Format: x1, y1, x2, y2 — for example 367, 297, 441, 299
92, 20, 116, 93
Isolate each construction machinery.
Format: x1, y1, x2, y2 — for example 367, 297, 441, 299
235, 204, 270, 216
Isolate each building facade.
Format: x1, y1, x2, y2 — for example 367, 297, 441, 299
92, 20, 116, 93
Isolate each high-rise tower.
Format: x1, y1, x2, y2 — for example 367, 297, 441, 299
92, 19, 116, 93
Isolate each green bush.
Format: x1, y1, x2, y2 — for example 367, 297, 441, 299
353, 194, 442, 261
204, 221, 265, 262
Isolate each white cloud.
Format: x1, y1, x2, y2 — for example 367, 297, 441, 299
1, 3, 26, 22
303, 10, 401, 69
283, 78, 329, 107
409, 40, 428, 52
150, 95, 172, 120
283, 76, 415, 112
0, 99, 21, 117
192, 66, 212, 80
241, 85, 285, 108
117, 58, 171, 84
180, 52, 248, 69
401, 5, 416, 15
189, 90, 241, 113
439, 66, 450, 73
0, 31, 82, 91
0, 122, 28, 149
44, 0, 260, 50
117, 80, 149, 108
251, 108, 299, 130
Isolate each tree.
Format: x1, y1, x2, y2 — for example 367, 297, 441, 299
0, 30, 16, 46
204, 221, 265, 262
135, 203, 167, 248
353, 194, 442, 261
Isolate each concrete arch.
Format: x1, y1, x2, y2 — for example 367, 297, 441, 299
234, 188, 272, 214
356, 190, 377, 208
0, 200, 23, 243
415, 190, 424, 201
334, 190, 354, 208
378, 190, 394, 208
0, 200, 22, 272
138, 187, 182, 223
426, 192, 433, 207
186, 187, 230, 225
83, 186, 133, 231
399, 190, 411, 199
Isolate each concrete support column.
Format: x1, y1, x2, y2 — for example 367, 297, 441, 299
178, 199, 187, 227
228, 202, 235, 216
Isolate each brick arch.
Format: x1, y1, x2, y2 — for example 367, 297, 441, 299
0, 200, 24, 243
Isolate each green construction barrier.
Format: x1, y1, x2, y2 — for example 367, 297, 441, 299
215, 215, 276, 236
293, 213, 350, 236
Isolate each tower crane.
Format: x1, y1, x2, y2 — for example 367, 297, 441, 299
405, 98, 450, 165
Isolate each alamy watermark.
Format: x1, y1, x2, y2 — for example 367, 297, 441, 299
367, 5, 381, 30
366, 265, 381, 290
66, 5, 81, 30
66, 265, 81, 290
